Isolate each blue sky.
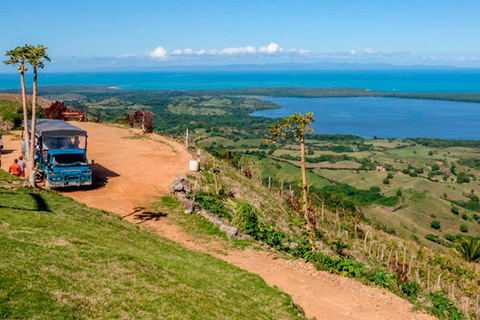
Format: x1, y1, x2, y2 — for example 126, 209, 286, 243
1, 0, 480, 71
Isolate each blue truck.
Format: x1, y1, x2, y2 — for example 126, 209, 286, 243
26, 119, 92, 188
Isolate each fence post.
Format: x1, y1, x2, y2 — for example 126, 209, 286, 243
185, 128, 189, 149
427, 265, 431, 292
268, 177, 271, 189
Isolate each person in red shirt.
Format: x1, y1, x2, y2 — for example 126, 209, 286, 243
9, 159, 22, 176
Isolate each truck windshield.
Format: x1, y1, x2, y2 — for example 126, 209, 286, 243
52, 153, 87, 166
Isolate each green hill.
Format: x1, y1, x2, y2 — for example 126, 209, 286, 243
0, 171, 303, 320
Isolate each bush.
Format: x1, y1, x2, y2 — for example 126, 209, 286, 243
428, 151, 434, 156
444, 234, 456, 242
432, 163, 440, 171
473, 213, 479, 221
461, 213, 468, 220
194, 191, 231, 219
430, 220, 441, 230
456, 172, 470, 184
383, 178, 390, 185
451, 206, 459, 215
460, 225, 468, 233
44, 101, 70, 119
370, 186, 381, 193
428, 291, 462, 319
387, 173, 394, 179
425, 234, 440, 243
232, 203, 258, 234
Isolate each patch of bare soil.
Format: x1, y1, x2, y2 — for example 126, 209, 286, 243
1, 122, 435, 320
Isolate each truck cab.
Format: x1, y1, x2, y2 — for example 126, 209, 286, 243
44, 148, 92, 188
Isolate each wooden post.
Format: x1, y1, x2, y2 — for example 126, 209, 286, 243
321, 202, 325, 223
214, 172, 219, 195
280, 179, 284, 196
475, 293, 478, 316
436, 273, 442, 291
427, 265, 431, 292
402, 247, 406, 273
388, 248, 393, 265
369, 237, 373, 256
268, 177, 271, 189
354, 222, 357, 239
185, 128, 189, 149
408, 255, 414, 275
364, 231, 369, 250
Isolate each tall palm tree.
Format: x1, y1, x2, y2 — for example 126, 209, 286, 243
3, 45, 30, 162
26, 44, 50, 187
270, 113, 315, 216
454, 237, 480, 262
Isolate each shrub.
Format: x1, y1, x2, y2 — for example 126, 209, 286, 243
444, 234, 456, 242
194, 192, 231, 219
460, 225, 468, 233
425, 234, 440, 243
383, 178, 390, 185
456, 172, 470, 184
428, 151, 434, 156
387, 173, 394, 179
461, 213, 468, 220
451, 206, 459, 215
432, 163, 440, 171
431, 220, 441, 230
473, 213, 479, 221
44, 101, 69, 119
428, 291, 462, 319
232, 203, 258, 234
369, 186, 381, 193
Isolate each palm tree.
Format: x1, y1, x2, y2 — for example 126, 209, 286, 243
454, 237, 480, 262
270, 113, 315, 216
26, 44, 50, 187
3, 45, 30, 162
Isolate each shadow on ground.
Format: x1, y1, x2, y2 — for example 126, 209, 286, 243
123, 206, 168, 224
58, 163, 120, 192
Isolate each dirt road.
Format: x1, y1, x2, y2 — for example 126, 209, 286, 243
1, 122, 435, 320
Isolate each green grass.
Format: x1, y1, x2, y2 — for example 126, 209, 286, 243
0, 100, 22, 128
0, 172, 303, 320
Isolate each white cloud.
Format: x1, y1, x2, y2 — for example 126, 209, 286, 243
220, 45, 256, 55
259, 43, 280, 53
364, 48, 376, 54
299, 49, 309, 55
117, 53, 137, 58
148, 46, 168, 60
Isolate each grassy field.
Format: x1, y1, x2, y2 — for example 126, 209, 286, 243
197, 133, 480, 248
0, 171, 303, 320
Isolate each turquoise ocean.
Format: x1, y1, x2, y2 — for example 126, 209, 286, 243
1, 69, 480, 92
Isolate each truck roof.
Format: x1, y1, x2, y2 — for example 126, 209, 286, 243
48, 148, 86, 155
32, 119, 87, 138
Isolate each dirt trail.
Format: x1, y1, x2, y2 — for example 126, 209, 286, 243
1, 123, 435, 320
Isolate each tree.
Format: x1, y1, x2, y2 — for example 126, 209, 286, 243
26, 44, 50, 187
3, 45, 30, 164
270, 113, 314, 217
454, 237, 480, 262
44, 101, 69, 119
430, 220, 441, 230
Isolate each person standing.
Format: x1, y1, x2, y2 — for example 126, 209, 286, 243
9, 159, 21, 176
18, 155, 26, 177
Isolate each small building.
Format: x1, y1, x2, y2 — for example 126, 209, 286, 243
376, 166, 386, 172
